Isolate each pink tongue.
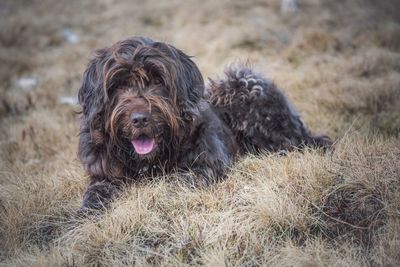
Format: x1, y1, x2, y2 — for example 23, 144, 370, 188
131, 136, 156, 155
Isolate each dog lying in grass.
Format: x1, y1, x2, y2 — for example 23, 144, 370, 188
77, 37, 331, 211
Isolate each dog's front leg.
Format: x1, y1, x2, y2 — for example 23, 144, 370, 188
80, 180, 121, 212
179, 130, 232, 187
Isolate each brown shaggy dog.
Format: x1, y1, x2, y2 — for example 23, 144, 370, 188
78, 37, 331, 211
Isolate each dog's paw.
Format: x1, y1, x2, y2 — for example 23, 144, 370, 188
79, 180, 120, 214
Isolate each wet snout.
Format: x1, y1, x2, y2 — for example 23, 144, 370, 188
131, 112, 149, 128
130, 97, 150, 129
128, 96, 158, 156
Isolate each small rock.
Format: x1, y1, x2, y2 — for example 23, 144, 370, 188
16, 77, 38, 91
62, 28, 80, 44
58, 95, 78, 105
281, 0, 298, 13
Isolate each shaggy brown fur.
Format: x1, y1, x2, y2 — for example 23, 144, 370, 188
78, 37, 331, 211
208, 66, 332, 153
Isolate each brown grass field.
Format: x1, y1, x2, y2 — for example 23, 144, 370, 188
1, 0, 400, 266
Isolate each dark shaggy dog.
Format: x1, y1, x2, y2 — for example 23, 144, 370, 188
78, 37, 331, 211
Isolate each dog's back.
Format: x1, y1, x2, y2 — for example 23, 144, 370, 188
208, 65, 332, 153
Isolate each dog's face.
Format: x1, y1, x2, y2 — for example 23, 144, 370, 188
109, 79, 179, 159
79, 37, 204, 160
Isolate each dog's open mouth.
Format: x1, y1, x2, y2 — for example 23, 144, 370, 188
131, 134, 157, 155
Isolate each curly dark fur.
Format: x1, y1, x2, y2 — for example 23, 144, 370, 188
208, 66, 332, 153
78, 37, 332, 211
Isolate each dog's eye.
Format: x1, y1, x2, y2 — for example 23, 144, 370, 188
115, 88, 126, 95
154, 78, 163, 85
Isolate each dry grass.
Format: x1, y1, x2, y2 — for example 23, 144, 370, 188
1, 0, 399, 266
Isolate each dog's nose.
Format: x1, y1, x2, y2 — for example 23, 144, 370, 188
131, 112, 149, 128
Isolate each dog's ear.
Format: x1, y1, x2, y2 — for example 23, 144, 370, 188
153, 43, 204, 120
174, 49, 204, 119
78, 48, 110, 132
